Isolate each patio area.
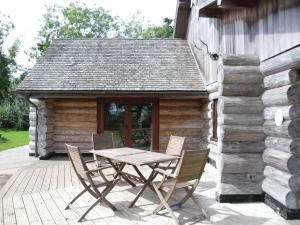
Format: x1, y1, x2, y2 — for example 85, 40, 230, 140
0, 146, 299, 225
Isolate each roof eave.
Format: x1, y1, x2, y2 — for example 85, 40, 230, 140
16, 89, 208, 99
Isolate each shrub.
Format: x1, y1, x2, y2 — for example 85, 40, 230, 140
0, 97, 29, 130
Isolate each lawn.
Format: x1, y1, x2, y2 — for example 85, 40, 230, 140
0, 130, 29, 151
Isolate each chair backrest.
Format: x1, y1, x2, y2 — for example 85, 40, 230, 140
92, 133, 115, 150
65, 144, 89, 181
165, 135, 185, 157
176, 149, 209, 183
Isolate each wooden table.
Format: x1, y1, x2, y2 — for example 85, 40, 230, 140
90, 147, 178, 207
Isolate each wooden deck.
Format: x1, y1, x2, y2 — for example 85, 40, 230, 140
0, 152, 299, 225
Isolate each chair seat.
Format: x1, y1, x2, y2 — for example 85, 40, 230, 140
153, 179, 194, 192
157, 161, 177, 169
91, 174, 115, 187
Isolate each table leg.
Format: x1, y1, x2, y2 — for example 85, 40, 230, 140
107, 159, 136, 187
129, 163, 159, 208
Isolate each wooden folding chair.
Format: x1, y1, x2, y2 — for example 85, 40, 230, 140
65, 144, 118, 222
92, 133, 115, 167
156, 135, 185, 174
153, 149, 210, 225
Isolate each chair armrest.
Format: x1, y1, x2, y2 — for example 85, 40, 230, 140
85, 159, 96, 164
154, 168, 176, 178
87, 165, 112, 174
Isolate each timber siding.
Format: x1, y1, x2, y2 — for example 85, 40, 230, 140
159, 99, 209, 150
53, 99, 97, 153
186, 0, 300, 84
29, 98, 210, 154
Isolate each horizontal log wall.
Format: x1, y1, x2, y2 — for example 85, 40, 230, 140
262, 67, 300, 210
28, 98, 38, 155
28, 99, 55, 157
52, 99, 97, 153
159, 99, 209, 151
216, 54, 265, 197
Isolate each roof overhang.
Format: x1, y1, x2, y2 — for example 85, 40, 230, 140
17, 90, 208, 99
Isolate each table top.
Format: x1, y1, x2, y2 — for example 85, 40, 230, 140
90, 147, 178, 166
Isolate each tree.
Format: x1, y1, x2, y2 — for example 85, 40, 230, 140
120, 13, 173, 39
30, 3, 120, 59
29, 3, 174, 59
0, 14, 18, 103
142, 18, 173, 38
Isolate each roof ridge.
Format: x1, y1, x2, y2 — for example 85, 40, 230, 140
53, 38, 187, 41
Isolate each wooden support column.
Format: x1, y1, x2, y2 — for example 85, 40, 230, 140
216, 54, 265, 203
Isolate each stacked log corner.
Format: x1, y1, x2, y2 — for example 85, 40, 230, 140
29, 98, 55, 157
262, 68, 300, 216
216, 55, 265, 202
28, 98, 38, 155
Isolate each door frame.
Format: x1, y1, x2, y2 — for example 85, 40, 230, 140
97, 97, 159, 150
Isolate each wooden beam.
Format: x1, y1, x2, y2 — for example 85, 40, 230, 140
217, 0, 258, 8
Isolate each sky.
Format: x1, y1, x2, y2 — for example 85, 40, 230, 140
0, 0, 177, 70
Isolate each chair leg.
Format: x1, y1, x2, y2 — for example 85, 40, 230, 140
153, 184, 179, 225
78, 197, 103, 222
190, 195, 208, 218
65, 187, 89, 210
153, 184, 175, 214
171, 187, 192, 208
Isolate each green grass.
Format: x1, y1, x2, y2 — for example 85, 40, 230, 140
0, 130, 29, 151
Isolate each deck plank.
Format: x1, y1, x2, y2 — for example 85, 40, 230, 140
32, 168, 47, 193
41, 166, 53, 191
57, 188, 94, 225
22, 194, 43, 225
13, 195, 30, 225
24, 168, 41, 194
40, 191, 69, 225
49, 165, 58, 190
31, 192, 56, 225
64, 165, 72, 188
57, 165, 65, 188
0, 170, 22, 225
48, 189, 81, 225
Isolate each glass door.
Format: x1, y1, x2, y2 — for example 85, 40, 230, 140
131, 103, 152, 150
103, 102, 126, 147
98, 98, 159, 150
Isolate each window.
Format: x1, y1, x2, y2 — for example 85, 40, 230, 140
211, 98, 218, 141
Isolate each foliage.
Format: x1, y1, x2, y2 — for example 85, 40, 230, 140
0, 130, 29, 151
0, 78, 29, 130
142, 18, 173, 38
29, 3, 174, 59
0, 14, 18, 103
29, 3, 120, 59
0, 15, 28, 130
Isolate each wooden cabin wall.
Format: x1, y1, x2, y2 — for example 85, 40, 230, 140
187, 0, 300, 85
159, 99, 209, 151
52, 99, 97, 153
261, 50, 300, 212
29, 98, 55, 157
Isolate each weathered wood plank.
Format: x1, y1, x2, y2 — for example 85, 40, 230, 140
22, 194, 43, 225
218, 141, 265, 153
13, 195, 30, 225
264, 69, 300, 89
263, 148, 300, 174
262, 177, 300, 209
31, 193, 56, 225
218, 153, 264, 174
264, 166, 300, 192
218, 96, 264, 114
218, 125, 265, 142
265, 136, 300, 154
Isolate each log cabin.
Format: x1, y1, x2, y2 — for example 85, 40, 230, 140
17, 0, 300, 220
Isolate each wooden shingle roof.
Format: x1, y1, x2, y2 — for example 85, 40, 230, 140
17, 39, 205, 95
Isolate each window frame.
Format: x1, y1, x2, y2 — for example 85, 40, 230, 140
211, 98, 218, 142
